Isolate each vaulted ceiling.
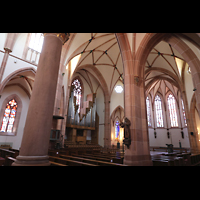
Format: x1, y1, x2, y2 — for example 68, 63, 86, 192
64, 33, 123, 96
145, 41, 190, 103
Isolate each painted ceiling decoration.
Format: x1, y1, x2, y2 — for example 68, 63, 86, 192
65, 33, 123, 95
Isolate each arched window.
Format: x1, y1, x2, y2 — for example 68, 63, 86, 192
0, 99, 17, 132
167, 94, 178, 127
146, 96, 151, 126
72, 79, 82, 113
29, 33, 44, 53
155, 95, 164, 127
181, 99, 187, 126
115, 121, 120, 141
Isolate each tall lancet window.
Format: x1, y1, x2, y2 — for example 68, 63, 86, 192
0, 99, 17, 132
181, 99, 187, 126
115, 121, 120, 141
29, 33, 44, 53
72, 79, 82, 113
155, 95, 164, 127
146, 96, 151, 126
167, 94, 178, 127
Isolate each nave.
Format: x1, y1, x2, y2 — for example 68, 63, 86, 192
1, 144, 200, 166
48, 144, 126, 166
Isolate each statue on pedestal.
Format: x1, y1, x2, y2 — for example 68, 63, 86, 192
120, 117, 131, 148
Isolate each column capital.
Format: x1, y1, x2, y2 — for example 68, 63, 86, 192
43, 33, 70, 45
4, 47, 12, 53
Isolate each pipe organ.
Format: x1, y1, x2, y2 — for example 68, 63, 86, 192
66, 85, 96, 130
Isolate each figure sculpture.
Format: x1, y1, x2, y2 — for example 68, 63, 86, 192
120, 117, 131, 148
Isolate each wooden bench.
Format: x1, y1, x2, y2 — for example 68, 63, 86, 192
0, 149, 17, 159
0, 145, 11, 149
190, 154, 200, 166
74, 154, 112, 162
80, 153, 124, 164
0, 157, 5, 166
61, 154, 127, 166
4, 157, 16, 166
49, 156, 98, 166
49, 161, 68, 166
150, 146, 190, 153
151, 155, 184, 166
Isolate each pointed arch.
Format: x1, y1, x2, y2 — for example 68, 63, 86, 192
0, 67, 36, 95
167, 93, 179, 127
154, 94, 164, 128
0, 94, 22, 136
110, 105, 124, 126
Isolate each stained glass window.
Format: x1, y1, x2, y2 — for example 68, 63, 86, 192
167, 94, 178, 127
72, 79, 82, 113
0, 99, 17, 132
115, 121, 120, 141
155, 95, 164, 127
146, 96, 151, 126
181, 99, 187, 126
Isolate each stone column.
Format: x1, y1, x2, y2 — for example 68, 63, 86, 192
122, 76, 152, 166
0, 48, 12, 83
12, 33, 70, 166
0, 33, 18, 83
104, 99, 111, 148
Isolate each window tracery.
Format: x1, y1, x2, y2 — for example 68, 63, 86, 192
146, 96, 151, 126
167, 94, 178, 127
155, 95, 164, 127
181, 99, 187, 126
115, 120, 120, 141
29, 33, 44, 53
0, 99, 17, 132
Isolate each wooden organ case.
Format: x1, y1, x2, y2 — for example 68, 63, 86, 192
65, 85, 98, 145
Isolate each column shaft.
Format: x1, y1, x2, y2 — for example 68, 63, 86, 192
13, 33, 69, 166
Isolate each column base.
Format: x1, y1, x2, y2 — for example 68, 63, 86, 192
12, 155, 50, 166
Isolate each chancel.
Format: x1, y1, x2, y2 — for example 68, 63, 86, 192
0, 33, 200, 166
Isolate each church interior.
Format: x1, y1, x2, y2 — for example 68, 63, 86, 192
0, 33, 200, 166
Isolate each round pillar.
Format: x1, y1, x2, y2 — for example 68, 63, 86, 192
12, 33, 70, 166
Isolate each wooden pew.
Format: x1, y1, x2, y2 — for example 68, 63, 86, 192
151, 155, 184, 166
150, 146, 190, 153
0, 157, 5, 166
190, 154, 200, 166
61, 154, 127, 166
4, 157, 16, 166
49, 156, 98, 166
49, 161, 68, 166
0, 149, 18, 159
75, 153, 124, 164
73, 154, 112, 162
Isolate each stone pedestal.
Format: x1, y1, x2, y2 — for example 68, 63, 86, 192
12, 33, 70, 166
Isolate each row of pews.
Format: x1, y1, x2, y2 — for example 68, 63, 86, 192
48, 148, 126, 166
0, 148, 19, 166
151, 152, 199, 166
